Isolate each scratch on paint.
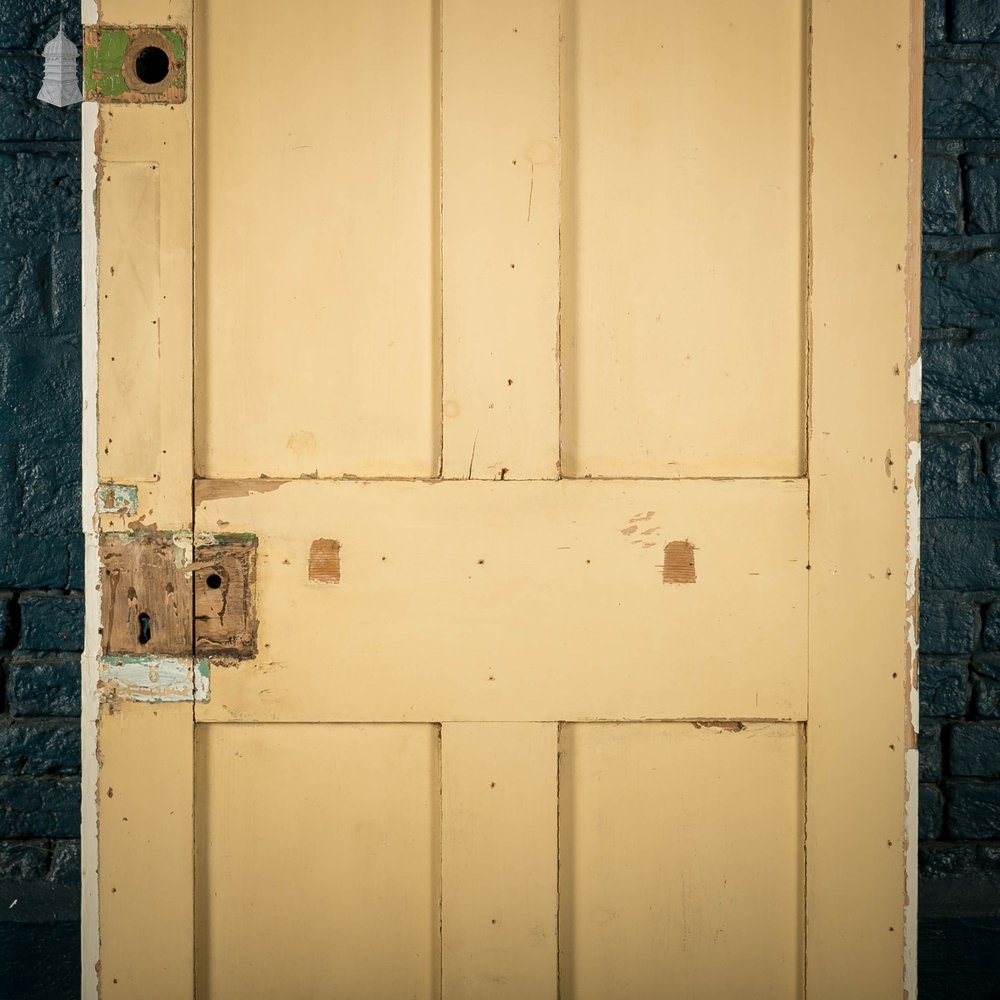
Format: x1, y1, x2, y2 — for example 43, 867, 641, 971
468, 430, 479, 480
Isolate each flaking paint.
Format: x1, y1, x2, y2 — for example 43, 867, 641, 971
99, 655, 210, 703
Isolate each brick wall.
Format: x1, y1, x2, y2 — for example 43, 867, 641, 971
920, 0, 1000, 995
0, 2, 83, 997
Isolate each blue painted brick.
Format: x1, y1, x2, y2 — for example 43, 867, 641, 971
0, 922, 80, 1000
0, 722, 79, 777
920, 591, 981, 653
0, 779, 79, 838
0, 235, 82, 337
0, 840, 47, 880
921, 722, 944, 781
0, 248, 50, 333
922, 783, 946, 839
920, 842, 977, 877
0, 1, 80, 51
922, 255, 1000, 331
922, 519, 1000, 590
0, 537, 74, 592
65, 535, 83, 592
922, 433, 999, 519
6, 661, 79, 718
925, 55, 1000, 139
983, 603, 1000, 650
948, 780, 1000, 838
0, 59, 80, 145
952, 0, 1000, 42
951, 722, 1000, 776
974, 673, 1000, 717
48, 839, 78, 885
921, 658, 972, 716
0, 592, 14, 648
926, 0, 948, 44
0, 154, 81, 242
924, 154, 963, 234
18, 595, 82, 653
966, 154, 1000, 233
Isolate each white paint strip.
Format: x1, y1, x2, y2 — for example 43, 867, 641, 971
99, 657, 211, 703
907, 353, 922, 404
903, 747, 919, 1000
80, 96, 100, 1000
905, 441, 920, 604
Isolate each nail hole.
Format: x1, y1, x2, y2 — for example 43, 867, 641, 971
206, 573, 223, 590
138, 612, 151, 645
134, 46, 170, 84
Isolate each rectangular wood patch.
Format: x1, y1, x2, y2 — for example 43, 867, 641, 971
194, 535, 258, 659
100, 532, 192, 657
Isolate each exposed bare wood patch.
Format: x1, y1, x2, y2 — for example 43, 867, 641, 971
194, 536, 258, 658
308, 539, 342, 584
100, 532, 192, 656
662, 540, 697, 584
194, 478, 287, 504
692, 721, 746, 733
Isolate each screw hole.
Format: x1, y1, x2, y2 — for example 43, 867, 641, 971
206, 573, 223, 590
135, 46, 170, 85
138, 612, 151, 645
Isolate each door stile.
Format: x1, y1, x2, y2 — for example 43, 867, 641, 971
805, 0, 921, 994
440, 0, 561, 481
88, 1, 197, 996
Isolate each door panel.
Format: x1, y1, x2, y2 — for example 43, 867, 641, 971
559, 722, 804, 999
195, 723, 441, 999
561, 0, 806, 479
195, 478, 807, 722
195, 0, 440, 480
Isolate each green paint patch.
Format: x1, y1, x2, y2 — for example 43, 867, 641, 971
84, 29, 129, 98
163, 28, 185, 66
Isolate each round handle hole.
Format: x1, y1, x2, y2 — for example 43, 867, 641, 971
135, 46, 170, 85
206, 573, 223, 590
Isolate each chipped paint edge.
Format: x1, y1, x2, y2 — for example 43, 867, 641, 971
903, 1, 923, 994
80, 94, 100, 1000
96, 482, 138, 515
99, 656, 210, 703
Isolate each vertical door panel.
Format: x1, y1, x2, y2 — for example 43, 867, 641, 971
559, 723, 804, 999
195, 0, 440, 479
195, 724, 441, 999
561, 0, 806, 478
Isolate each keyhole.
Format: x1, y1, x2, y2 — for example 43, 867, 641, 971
134, 46, 170, 85
206, 573, 222, 589
138, 612, 152, 645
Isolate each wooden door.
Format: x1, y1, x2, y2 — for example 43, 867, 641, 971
83, 1, 922, 997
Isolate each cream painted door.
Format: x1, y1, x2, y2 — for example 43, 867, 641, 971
86, 1, 921, 998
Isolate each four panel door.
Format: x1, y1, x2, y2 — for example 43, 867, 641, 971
88, 0, 920, 997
